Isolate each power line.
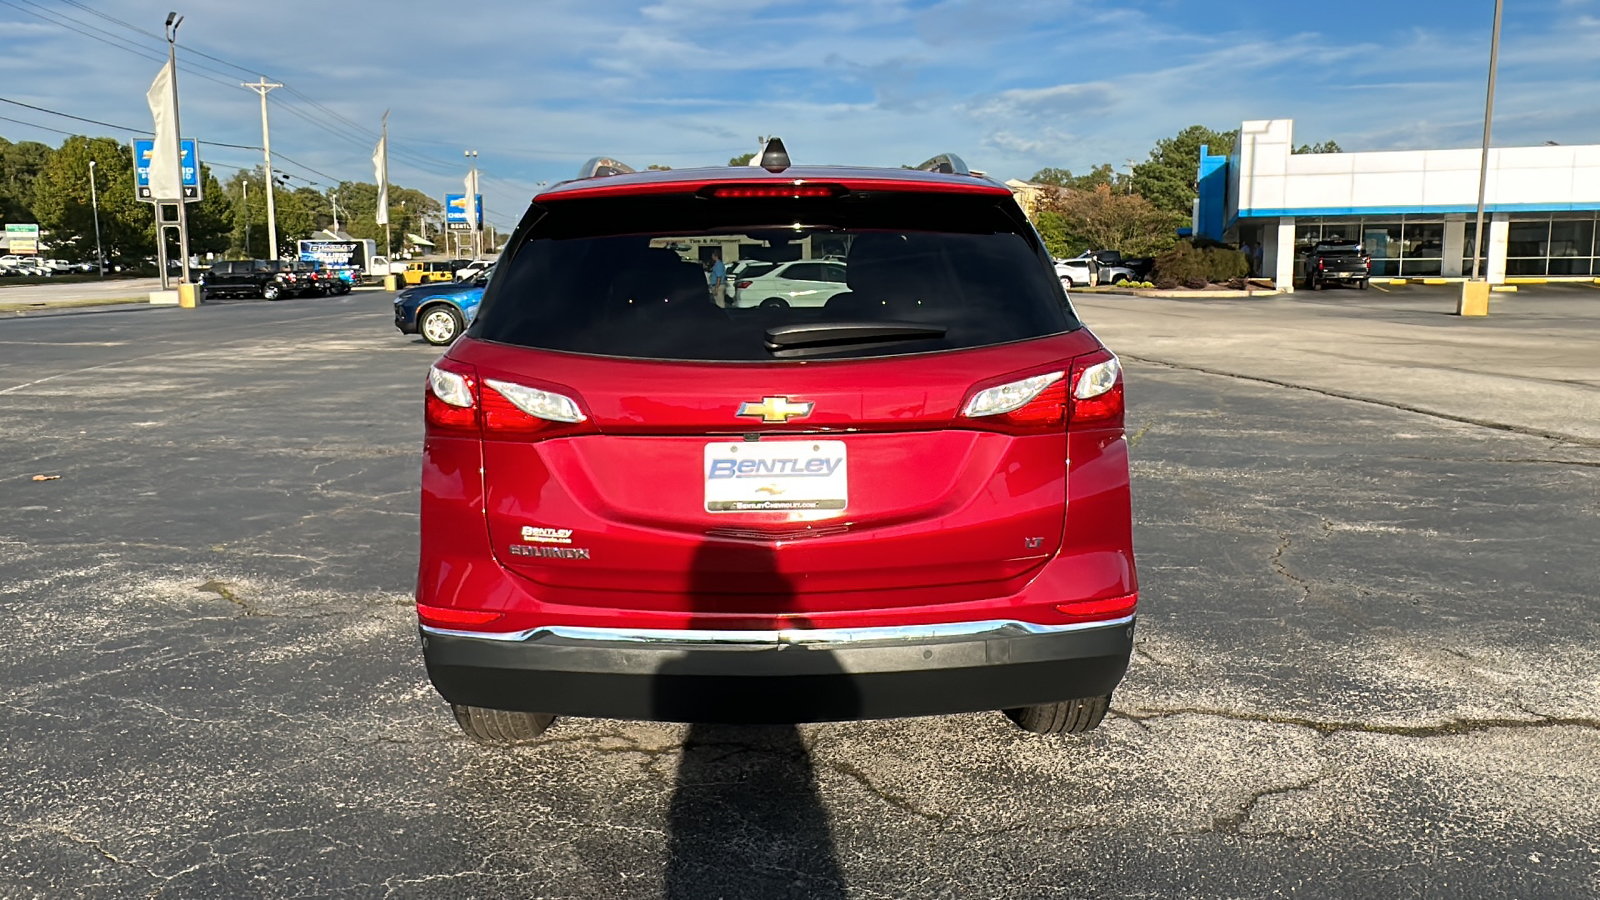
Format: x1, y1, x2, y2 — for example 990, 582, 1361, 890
7, 1, 474, 191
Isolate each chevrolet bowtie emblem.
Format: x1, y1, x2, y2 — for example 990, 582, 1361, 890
737, 396, 814, 423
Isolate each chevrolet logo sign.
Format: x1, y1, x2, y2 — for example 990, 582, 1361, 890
737, 396, 814, 423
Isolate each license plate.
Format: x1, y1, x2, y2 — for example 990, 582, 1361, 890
704, 440, 847, 513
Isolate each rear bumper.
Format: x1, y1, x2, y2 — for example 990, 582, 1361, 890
421, 617, 1134, 724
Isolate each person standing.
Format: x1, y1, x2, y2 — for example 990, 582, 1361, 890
708, 251, 727, 307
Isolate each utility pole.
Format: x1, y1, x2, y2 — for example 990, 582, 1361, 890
241, 179, 249, 257
243, 77, 283, 258
380, 110, 392, 261
166, 12, 192, 287
88, 159, 104, 278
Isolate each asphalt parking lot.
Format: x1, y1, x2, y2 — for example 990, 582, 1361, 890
2, 288, 1597, 898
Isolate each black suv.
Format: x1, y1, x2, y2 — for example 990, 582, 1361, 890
201, 260, 315, 300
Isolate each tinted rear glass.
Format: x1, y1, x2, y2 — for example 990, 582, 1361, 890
472, 191, 1078, 362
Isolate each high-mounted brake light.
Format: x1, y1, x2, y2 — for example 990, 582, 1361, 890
705, 184, 843, 199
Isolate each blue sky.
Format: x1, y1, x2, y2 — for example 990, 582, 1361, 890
2, 0, 1598, 230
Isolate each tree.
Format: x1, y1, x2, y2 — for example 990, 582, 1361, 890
1030, 164, 1121, 192
185, 165, 234, 256
1038, 184, 1179, 258
1129, 125, 1237, 223
728, 152, 755, 166
1294, 140, 1343, 154
0, 137, 53, 225
31, 135, 152, 266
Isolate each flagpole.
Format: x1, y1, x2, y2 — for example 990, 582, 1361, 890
382, 110, 392, 262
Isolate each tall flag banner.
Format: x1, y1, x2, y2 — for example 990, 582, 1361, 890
145, 61, 181, 200
373, 133, 389, 226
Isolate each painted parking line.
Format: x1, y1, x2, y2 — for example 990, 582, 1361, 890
1370, 282, 1390, 292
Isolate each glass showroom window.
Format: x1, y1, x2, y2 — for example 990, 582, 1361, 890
1361, 222, 1403, 277
1399, 222, 1444, 276
1504, 215, 1598, 277
1549, 216, 1596, 276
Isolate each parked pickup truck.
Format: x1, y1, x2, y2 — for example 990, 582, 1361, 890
1304, 241, 1371, 290
201, 260, 317, 300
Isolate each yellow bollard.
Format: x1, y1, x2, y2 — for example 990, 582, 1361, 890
178, 283, 203, 308
1457, 281, 1490, 317
383, 274, 401, 292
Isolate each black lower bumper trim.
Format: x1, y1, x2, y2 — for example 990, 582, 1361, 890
422, 620, 1134, 724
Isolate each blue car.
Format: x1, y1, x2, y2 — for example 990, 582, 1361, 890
393, 267, 490, 345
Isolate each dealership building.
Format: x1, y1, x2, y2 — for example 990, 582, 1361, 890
1195, 119, 1600, 290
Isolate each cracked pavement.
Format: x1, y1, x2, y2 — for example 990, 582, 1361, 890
1, 290, 1598, 898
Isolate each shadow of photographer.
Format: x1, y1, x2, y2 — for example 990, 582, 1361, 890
656, 538, 856, 900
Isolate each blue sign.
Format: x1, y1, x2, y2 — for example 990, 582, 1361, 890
444, 193, 482, 230
134, 138, 201, 201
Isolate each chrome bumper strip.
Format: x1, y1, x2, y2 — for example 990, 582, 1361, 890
421, 615, 1135, 645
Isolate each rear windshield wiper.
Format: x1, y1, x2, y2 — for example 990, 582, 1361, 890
765, 322, 948, 357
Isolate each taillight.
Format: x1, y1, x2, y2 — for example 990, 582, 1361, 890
736, 280, 752, 289
425, 360, 479, 435
962, 371, 1065, 432
1068, 350, 1123, 428
480, 379, 588, 438
1364, 257, 1371, 270
1317, 259, 1324, 271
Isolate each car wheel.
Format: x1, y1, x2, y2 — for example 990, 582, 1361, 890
1312, 278, 1323, 291
262, 284, 281, 301
760, 297, 789, 309
1112, 275, 1131, 285
1004, 694, 1111, 735
451, 704, 555, 745
420, 305, 465, 346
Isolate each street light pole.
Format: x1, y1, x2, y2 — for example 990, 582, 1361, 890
242, 180, 249, 257
1471, 0, 1503, 283
165, 12, 192, 286
1459, 0, 1503, 317
88, 159, 104, 278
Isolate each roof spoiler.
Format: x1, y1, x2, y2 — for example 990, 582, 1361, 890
915, 153, 971, 176
576, 156, 636, 179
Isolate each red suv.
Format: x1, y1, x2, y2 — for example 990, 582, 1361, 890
417, 144, 1137, 743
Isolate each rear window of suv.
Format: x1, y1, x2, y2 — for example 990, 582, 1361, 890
471, 190, 1079, 362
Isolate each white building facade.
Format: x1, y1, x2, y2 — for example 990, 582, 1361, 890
1196, 119, 1600, 290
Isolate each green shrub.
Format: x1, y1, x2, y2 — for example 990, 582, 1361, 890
1152, 240, 1250, 286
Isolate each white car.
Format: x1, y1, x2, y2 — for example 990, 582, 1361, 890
1054, 256, 1096, 288
732, 259, 848, 308
455, 259, 492, 280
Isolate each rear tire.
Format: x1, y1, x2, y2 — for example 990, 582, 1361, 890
1358, 278, 1369, 290
1004, 694, 1111, 735
451, 704, 555, 745
761, 297, 789, 309
262, 284, 281, 301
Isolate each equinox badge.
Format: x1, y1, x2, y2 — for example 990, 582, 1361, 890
738, 396, 814, 423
